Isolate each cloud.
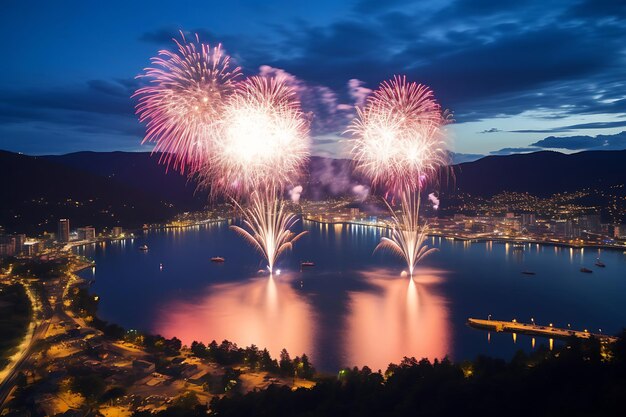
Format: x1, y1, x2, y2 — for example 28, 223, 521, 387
530, 131, 626, 150
449, 152, 484, 164
0, 78, 145, 154
489, 147, 542, 155
479, 128, 501, 134
264, 0, 626, 125
511, 120, 626, 134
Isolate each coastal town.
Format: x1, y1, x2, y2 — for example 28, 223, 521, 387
1, 189, 626, 415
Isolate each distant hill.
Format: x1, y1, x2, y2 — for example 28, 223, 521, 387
1, 149, 625, 234
445, 150, 626, 197
0, 151, 205, 235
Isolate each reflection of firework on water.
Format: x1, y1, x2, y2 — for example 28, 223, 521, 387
348, 75, 449, 194
376, 191, 437, 276
231, 188, 307, 274
134, 32, 241, 173
200, 76, 310, 197
348, 76, 450, 276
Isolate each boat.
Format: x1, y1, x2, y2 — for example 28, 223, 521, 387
512, 244, 525, 251
139, 244, 148, 251
211, 256, 225, 263
595, 258, 606, 267
521, 271, 536, 275
580, 267, 593, 273
301, 261, 315, 267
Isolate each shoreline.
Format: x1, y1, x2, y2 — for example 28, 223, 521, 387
302, 217, 626, 252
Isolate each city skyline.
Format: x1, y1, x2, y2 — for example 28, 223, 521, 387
1, 0, 626, 159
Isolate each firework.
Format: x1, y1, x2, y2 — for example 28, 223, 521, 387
349, 76, 450, 275
134, 32, 241, 173
231, 188, 307, 274
199, 75, 310, 272
201, 75, 309, 197
375, 191, 437, 276
348, 75, 449, 194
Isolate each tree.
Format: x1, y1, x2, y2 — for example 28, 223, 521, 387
279, 348, 294, 377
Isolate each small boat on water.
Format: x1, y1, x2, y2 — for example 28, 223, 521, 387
139, 244, 148, 251
521, 271, 536, 275
211, 256, 225, 263
301, 261, 315, 267
512, 244, 525, 251
595, 258, 606, 267
580, 267, 593, 273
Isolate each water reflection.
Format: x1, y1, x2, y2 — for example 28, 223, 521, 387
345, 268, 450, 371
155, 273, 315, 361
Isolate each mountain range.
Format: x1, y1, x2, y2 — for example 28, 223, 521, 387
1, 149, 625, 234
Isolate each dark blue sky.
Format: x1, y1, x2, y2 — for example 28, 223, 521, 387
1, 0, 625, 159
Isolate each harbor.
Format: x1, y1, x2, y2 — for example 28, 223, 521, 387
468, 318, 618, 343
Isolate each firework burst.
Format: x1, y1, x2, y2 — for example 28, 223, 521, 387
200, 75, 309, 197
348, 75, 449, 195
134, 32, 241, 173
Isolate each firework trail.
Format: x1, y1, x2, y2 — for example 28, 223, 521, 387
199, 75, 310, 273
349, 76, 450, 276
134, 32, 241, 173
375, 191, 437, 276
231, 188, 307, 274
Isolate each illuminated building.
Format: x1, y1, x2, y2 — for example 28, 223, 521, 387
77, 226, 96, 241
57, 218, 70, 243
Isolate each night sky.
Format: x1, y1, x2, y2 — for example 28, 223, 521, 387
1, 0, 625, 160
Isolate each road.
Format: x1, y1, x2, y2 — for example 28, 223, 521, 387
0, 316, 51, 409
0, 279, 56, 411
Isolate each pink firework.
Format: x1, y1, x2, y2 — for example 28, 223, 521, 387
201, 75, 310, 198
348, 75, 450, 195
134, 32, 242, 173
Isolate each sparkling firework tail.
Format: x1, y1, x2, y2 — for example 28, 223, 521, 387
230, 188, 307, 274
134, 31, 242, 173
375, 191, 437, 276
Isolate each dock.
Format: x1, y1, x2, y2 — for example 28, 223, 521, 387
467, 318, 618, 343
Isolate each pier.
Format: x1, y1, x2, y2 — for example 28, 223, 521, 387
467, 318, 618, 343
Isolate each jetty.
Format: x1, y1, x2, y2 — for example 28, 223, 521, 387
467, 318, 618, 343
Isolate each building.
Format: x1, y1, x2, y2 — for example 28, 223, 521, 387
58, 219, 70, 243
578, 214, 602, 234
14, 234, 26, 254
607, 224, 624, 239
112, 226, 123, 237
552, 219, 576, 237
520, 213, 536, 226
22, 240, 43, 256
77, 226, 96, 241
